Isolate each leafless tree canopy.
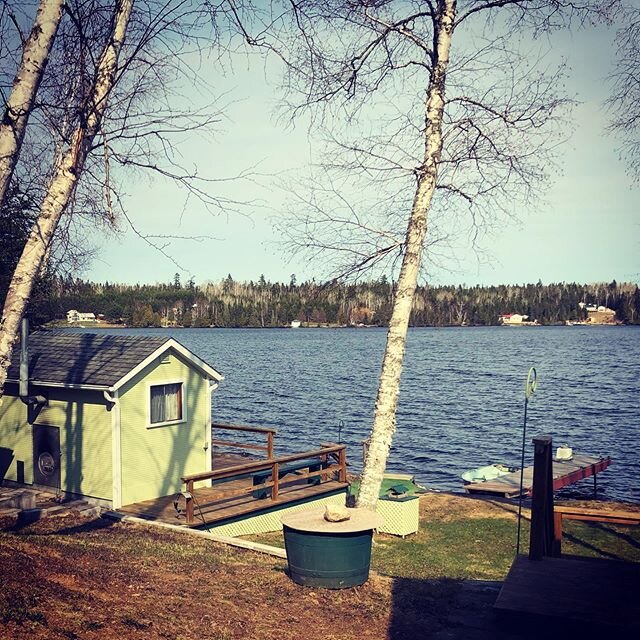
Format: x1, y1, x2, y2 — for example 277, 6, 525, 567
268, 0, 623, 281
0, 0, 259, 268
608, 5, 640, 180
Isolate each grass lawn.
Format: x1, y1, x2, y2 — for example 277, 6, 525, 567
246, 494, 640, 581
1, 493, 638, 639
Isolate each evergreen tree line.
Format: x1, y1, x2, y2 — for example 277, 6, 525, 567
27, 274, 640, 328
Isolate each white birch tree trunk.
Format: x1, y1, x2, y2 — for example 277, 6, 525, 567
0, 0, 65, 208
357, 1, 456, 510
0, 0, 133, 398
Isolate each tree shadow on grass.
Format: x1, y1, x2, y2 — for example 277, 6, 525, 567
588, 521, 640, 550
561, 522, 639, 560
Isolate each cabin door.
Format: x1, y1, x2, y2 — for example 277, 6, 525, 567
33, 425, 61, 489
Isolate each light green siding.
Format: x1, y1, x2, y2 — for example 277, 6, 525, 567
34, 388, 112, 501
0, 384, 112, 501
119, 350, 210, 506
0, 392, 32, 484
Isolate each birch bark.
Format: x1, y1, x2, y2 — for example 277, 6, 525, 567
357, 0, 457, 510
0, 0, 134, 398
0, 0, 65, 208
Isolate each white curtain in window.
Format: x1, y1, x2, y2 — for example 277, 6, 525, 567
151, 383, 182, 423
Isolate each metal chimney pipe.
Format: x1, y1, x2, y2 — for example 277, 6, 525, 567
19, 316, 29, 399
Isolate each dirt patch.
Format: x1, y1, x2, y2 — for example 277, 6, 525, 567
419, 492, 523, 522
0, 514, 395, 640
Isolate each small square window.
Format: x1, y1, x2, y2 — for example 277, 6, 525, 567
150, 382, 183, 425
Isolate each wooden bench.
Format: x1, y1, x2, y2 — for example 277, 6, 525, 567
252, 458, 323, 499
553, 505, 640, 555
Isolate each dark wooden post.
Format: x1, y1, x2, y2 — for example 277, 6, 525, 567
553, 510, 563, 556
272, 462, 279, 500
185, 480, 194, 526
267, 432, 274, 459
319, 451, 328, 482
339, 447, 347, 483
529, 435, 555, 560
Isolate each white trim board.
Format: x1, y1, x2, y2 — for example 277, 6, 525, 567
110, 390, 122, 509
113, 339, 223, 392
146, 378, 187, 429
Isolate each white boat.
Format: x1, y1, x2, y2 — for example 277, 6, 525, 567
461, 463, 516, 484
290, 320, 301, 328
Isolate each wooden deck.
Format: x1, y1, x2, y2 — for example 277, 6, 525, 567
119, 479, 348, 527
495, 554, 640, 631
465, 454, 611, 498
119, 445, 349, 528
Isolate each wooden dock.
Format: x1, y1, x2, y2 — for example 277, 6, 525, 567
465, 454, 611, 498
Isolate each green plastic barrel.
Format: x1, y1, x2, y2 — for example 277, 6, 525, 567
283, 525, 374, 588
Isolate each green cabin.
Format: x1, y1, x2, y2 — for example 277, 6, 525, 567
0, 332, 223, 509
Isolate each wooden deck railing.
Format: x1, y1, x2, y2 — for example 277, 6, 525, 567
181, 444, 347, 526
211, 421, 276, 459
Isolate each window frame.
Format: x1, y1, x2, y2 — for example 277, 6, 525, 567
147, 379, 187, 428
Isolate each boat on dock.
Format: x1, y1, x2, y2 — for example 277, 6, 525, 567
461, 463, 517, 484
464, 453, 612, 498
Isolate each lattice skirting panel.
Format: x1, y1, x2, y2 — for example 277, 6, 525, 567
376, 496, 419, 537
205, 490, 348, 538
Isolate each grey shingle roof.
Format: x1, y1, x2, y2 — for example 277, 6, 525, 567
7, 332, 172, 388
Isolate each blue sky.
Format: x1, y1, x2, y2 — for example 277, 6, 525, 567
87, 14, 639, 287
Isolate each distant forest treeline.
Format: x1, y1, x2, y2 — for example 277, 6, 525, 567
28, 274, 640, 328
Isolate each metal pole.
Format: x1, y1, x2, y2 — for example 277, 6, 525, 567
516, 367, 537, 556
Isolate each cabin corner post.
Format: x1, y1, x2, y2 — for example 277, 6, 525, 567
206, 381, 215, 475
107, 389, 122, 509
529, 435, 555, 560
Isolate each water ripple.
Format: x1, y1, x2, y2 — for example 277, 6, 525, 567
84, 325, 640, 502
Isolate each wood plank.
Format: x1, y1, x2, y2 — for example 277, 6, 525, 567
555, 505, 640, 521
212, 421, 277, 434
211, 439, 271, 452
187, 482, 349, 526
495, 554, 640, 630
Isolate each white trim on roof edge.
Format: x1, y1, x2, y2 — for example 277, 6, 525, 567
111, 339, 223, 392
5, 379, 110, 391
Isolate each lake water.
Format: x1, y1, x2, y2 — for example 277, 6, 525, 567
75, 326, 640, 502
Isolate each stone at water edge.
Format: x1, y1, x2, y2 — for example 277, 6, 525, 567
324, 504, 351, 522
